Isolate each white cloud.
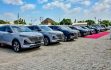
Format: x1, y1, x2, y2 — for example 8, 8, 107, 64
2, 0, 23, 5
67, 7, 82, 14
68, 0, 81, 3
92, 0, 111, 13
81, 0, 91, 6
43, 1, 71, 11
3, 12, 16, 21
4, 12, 16, 18
42, 0, 92, 13
68, 0, 91, 5
38, 0, 48, 3
21, 4, 36, 11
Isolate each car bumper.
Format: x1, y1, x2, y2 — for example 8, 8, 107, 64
69, 35, 75, 40
83, 32, 88, 36
22, 43, 42, 48
78, 32, 81, 37
50, 38, 62, 43
87, 31, 90, 35
74, 33, 78, 39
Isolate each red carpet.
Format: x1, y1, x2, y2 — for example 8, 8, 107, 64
84, 32, 110, 39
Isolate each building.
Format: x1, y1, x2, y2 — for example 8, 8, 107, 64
72, 23, 87, 26
41, 18, 55, 25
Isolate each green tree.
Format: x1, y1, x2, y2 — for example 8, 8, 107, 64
100, 20, 111, 26
52, 22, 59, 25
85, 20, 95, 25
78, 20, 85, 23
0, 20, 9, 24
14, 18, 26, 24
60, 18, 72, 25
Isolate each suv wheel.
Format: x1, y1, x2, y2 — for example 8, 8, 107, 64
37, 46, 41, 48
0, 43, 1, 47
78, 32, 81, 37
44, 37, 50, 46
63, 35, 67, 42
12, 40, 21, 52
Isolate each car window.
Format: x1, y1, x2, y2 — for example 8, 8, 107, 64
5, 26, 12, 32
34, 26, 41, 31
0, 26, 12, 32
49, 26, 53, 29
12, 26, 32, 32
0, 26, 6, 31
51, 26, 56, 29
39, 26, 53, 31
52, 26, 57, 29
51, 26, 59, 30
28, 26, 34, 30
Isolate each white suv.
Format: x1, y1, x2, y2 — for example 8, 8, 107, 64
0, 25, 43, 52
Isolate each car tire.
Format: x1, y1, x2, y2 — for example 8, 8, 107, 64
44, 37, 50, 46
63, 35, 67, 42
12, 40, 21, 52
37, 46, 41, 48
78, 32, 81, 37
0, 43, 1, 47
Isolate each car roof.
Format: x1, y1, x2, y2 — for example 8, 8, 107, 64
0, 24, 26, 27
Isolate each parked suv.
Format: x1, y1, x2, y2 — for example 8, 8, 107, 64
86, 26, 100, 33
0, 25, 43, 52
69, 26, 89, 36
49, 25, 78, 41
27, 25, 64, 46
92, 25, 105, 32
81, 26, 96, 35
64, 25, 80, 38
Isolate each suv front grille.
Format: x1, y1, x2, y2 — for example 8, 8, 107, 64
57, 34, 63, 39
29, 37, 43, 43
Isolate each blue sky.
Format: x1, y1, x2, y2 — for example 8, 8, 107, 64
0, 0, 111, 24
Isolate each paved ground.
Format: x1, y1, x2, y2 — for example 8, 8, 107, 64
0, 32, 111, 70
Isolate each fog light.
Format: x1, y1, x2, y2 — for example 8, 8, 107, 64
52, 36, 56, 39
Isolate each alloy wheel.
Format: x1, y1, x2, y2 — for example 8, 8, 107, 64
12, 41, 21, 52
44, 37, 49, 46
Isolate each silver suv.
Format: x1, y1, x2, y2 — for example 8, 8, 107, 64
0, 25, 43, 52
27, 25, 64, 46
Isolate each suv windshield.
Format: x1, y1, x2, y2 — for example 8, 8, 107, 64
12, 26, 32, 32
82, 26, 88, 29
59, 26, 72, 30
74, 26, 83, 29
39, 26, 53, 31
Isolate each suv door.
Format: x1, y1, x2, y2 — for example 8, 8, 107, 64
2, 26, 14, 45
0, 26, 5, 43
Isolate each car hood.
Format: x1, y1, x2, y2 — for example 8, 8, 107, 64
69, 30, 79, 33
62, 29, 78, 34
74, 27, 87, 31
90, 29, 94, 31
47, 31, 63, 34
19, 32, 43, 37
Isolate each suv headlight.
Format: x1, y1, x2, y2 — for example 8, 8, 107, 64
24, 40, 30, 44
49, 33, 57, 39
24, 38, 32, 45
19, 35, 28, 38
49, 33, 55, 35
